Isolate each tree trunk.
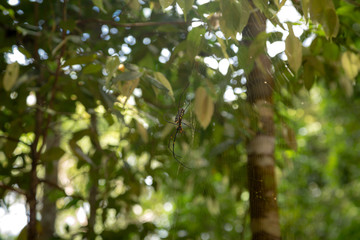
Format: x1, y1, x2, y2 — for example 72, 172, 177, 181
243, 3, 281, 240
40, 132, 60, 240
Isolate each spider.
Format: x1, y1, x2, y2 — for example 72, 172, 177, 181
167, 83, 192, 169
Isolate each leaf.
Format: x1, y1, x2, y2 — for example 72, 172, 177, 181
41, 147, 65, 162
92, 0, 107, 13
285, 23, 302, 73
220, 0, 250, 39
70, 142, 95, 166
339, 76, 354, 98
323, 7, 339, 39
323, 42, 339, 61
160, 0, 174, 9
177, 0, 194, 21
113, 71, 143, 82
341, 51, 360, 79
194, 87, 214, 129
302, 0, 310, 22
309, 0, 325, 22
105, 56, 120, 83
186, 26, 206, 60
303, 62, 314, 90
136, 121, 148, 143
238, 45, 254, 75
103, 112, 114, 126
82, 64, 102, 74
17, 47, 31, 59
63, 55, 97, 67
59, 19, 76, 31
268, 32, 283, 44
282, 124, 297, 151
309, 0, 339, 39
154, 72, 174, 100
121, 78, 140, 105
3, 62, 20, 91
144, 75, 168, 91
198, 1, 220, 14
249, 32, 268, 58
125, 0, 140, 12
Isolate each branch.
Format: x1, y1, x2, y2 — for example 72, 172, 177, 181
76, 19, 189, 28
0, 183, 27, 196
38, 0, 68, 155
0, 135, 31, 147
38, 178, 84, 200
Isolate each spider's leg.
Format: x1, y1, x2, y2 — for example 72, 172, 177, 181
169, 128, 191, 169
182, 122, 200, 133
173, 151, 191, 169
183, 100, 191, 111
168, 129, 182, 158
166, 120, 178, 126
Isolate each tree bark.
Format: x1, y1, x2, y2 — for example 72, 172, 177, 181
243, 3, 281, 240
40, 132, 60, 240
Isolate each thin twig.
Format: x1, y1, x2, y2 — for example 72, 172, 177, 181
0, 135, 31, 147
38, 178, 84, 200
76, 19, 188, 28
0, 183, 27, 196
39, 0, 68, 155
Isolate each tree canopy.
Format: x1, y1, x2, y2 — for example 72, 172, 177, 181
1, 0, 360, 239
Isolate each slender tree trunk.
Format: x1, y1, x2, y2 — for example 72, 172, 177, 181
40, 132, 60, 240
86, 114, 100, 239
243, 3, 281, 240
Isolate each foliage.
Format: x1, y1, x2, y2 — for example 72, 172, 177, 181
0, 0, 360, 239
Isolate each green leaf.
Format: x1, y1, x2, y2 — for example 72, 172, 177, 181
220, 0, 250, 39
285, 24, 302, 73
144, 75, 168, 91
160, 0, 174, 9
82, 64, 102, 74
17, 47, 32, 59
238, 45, 254, 75
309, 0, 325, 22
303, 62, 314, 90
323, 42, 339, 61
113, 71, 143, 82
154, 72, 174, 100
63, 55, 97, 67
268, 32, 283, 44
103, 112, 114, 126
105, 56, 120, 83
59, 19, 76, 31
309, 0, 339, 39
339, 76, 354, 98
41, 147, 65, 162
92, 0, 107, 13
302, 0, 310, 22
198, 1, 220, 14
253, 0, 267, 14
186, 26, 206, 60
323, 7, 339, 39
177, 0, 195, 21
3, 62, 20, 91
249, 32, 268, 58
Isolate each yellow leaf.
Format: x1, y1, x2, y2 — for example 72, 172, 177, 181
341, 51, 360, 79
285, 23, 302, 73
194, 87, 214, 129
120, 78, 140, 105
136, 121, 148, 143
3, 62, 20, 91
159, 0, 174, 9
154, 72, 174, 100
